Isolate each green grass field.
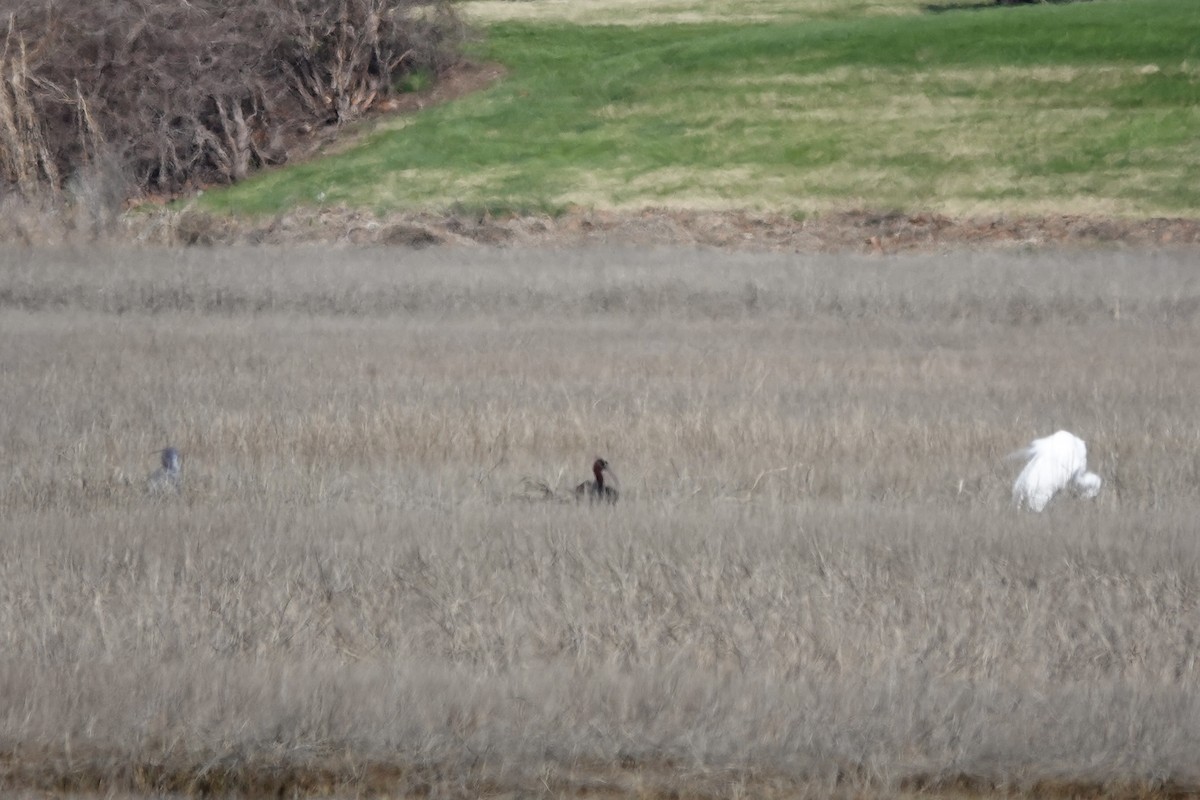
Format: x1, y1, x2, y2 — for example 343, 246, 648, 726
201, 0, 1200, 218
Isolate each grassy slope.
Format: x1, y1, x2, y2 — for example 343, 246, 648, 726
202, 0, 1200, 217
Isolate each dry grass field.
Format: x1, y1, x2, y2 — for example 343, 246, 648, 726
2, 243, 1200, 797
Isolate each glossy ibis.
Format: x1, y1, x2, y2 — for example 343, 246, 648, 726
575, 457, 618, 504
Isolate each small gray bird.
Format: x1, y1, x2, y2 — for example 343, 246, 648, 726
147, 446, 183, 494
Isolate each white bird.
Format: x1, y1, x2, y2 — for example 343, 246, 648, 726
1011, 430, 1101, 512
147, 446, 183, 495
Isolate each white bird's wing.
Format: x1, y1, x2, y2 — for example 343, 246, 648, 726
1012, 430, 1087, 511
1034, 430, 1087, 476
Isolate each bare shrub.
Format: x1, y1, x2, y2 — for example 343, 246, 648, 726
64, 148, 130, 237
0, 0, 464, 200
277, 0, 467, 124
0, 32, 59, 196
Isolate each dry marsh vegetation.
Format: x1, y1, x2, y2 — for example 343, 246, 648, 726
2, 244, 1200, 797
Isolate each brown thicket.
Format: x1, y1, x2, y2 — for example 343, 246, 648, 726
0, 0, 463, 200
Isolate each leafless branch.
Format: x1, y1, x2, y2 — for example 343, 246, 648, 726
0, 0, 464, 199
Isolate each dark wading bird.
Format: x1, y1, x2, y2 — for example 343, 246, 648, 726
147, 446, 182, 495
575, 458, 619, 504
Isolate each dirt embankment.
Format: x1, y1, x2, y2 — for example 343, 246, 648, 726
160, 205, 1200, 253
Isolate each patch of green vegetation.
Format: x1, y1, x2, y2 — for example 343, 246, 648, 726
203, 0, 1200, 217
395, 68, 435, 94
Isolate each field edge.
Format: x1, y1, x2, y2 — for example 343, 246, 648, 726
126, 206, 1200, 253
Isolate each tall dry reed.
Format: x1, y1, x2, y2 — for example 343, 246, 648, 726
0, 244, 1198, 796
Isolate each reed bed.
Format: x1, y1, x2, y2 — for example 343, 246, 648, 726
1, 244, 1198, 797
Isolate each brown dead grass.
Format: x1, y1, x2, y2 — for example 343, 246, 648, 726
135, 205, 1200, 253
2, 245, 1200, 798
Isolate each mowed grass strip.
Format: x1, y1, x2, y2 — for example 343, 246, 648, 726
202, 0, 1200, 217
457, 0, 932, 25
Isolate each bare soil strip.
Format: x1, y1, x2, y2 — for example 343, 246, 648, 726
2, 752, 1196, 799
157, 206, 1200, 252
